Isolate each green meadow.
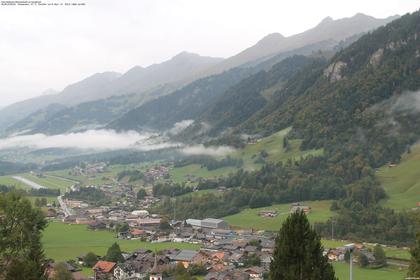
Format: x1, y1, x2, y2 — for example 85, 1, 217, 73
377, 143, 420, 210
223, 200, 334, 231
170, 128, 323, 183
332, 262, 406, 280
42, 222, 199, 262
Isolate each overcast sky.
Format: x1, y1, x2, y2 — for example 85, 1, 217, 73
0, 0, 418, 106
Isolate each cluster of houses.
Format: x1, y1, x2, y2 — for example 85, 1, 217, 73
144, 165, 171, 181
89, 243, 271, 280
326, 243, 376, 264
70, 162, 108, 176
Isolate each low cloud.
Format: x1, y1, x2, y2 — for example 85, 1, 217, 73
180, 144, 235, 157
0, 129, 178, 151
391, 90, 420, 113
168, 120, 194, 135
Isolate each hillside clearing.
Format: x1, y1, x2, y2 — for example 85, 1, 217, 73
171, 128, 323, 183
377, 143, 420, 210
223, 200, 333, 231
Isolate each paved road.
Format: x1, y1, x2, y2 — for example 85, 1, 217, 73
57, 195, 72, 217
12, 176, 46, 190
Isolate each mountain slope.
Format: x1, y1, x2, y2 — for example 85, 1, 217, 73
0, 90, 59, 134
237, 11, 420, 167
108, 67, 255, 131
0, 52, 222, 134
196, 55, 317, 135
199, 13, 398, 77
104, 52, 223, 98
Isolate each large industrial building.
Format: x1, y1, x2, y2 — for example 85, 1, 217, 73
186, 218, 229, 229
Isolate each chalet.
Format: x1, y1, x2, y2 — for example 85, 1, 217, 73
327, 248, 346, 262
88, 221, 107, 231
244, 246, 258, 254
290, 203, 310, 214
75, 217, 94, 225
243, 266, 265, 280
205, 271, 249, 280
114, 261, 151, 280
93, 261, 116, 280
173, 250, 199, 268
136, 218, 161, 227
45, 262, 78, 279
211, 251, 226, 263
228, 252, 245, 266
260, 254, 272, 269
130, 229, 147, 238
258, 210, 278, 217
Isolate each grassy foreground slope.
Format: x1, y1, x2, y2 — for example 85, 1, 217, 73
332, 262, 405, 280
171, 128, 323, 182
0, 176, 31, 190
43, 222, 199, 261
377, 143, 420, 210
223, 200, 333, 231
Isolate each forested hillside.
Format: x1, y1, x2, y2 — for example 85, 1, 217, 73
108, 67, 256, 131
195, 55, 316, 135
155, 11, 420, 245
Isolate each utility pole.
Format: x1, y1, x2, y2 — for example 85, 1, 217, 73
345, 244, 355, 280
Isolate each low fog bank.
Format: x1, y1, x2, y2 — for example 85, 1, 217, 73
180, 144, 235, 156
0, 129, 178, 151
0, 126, 236, 159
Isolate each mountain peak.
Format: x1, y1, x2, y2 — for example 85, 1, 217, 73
257, 33, 285, 45
172, 51, 200, 60
320, 16, 333, 24
41, 88, 59, 96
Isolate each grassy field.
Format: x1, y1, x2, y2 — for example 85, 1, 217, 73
377, 143, 420, 210
321, 240, 410, 260
224, 200, 333, 231
0, 175, 31, 190
43, 222, 199, 262
332, 262, 406, 280
171, 128, 323, 183
231, 128, 323, 171
46, 164, 143, 187
20, 173, 74, 192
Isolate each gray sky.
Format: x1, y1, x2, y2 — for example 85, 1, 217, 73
0, 0, 418, 106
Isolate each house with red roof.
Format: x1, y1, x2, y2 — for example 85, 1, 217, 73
93, 261, 116, 280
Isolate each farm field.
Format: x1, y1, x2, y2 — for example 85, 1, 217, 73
42, 222, 199, 262
332, 262, 406, 280
223, 200, 333, 231
170, 128, 323, 183
19, 173, 74, 192
377, 143, 420, 210
46, 164, 145, 187
321, 240, 410, 261
0, 175, 31, 190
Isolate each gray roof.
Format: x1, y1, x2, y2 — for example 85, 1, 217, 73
186, 219, 202, 227
202, 218, 225, 224
173, 250, 198, 261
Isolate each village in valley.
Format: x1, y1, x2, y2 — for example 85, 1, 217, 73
28, 161, 399, 280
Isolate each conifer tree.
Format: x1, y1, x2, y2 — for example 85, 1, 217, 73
105, 242, 124, 263
269, 211, 337, 280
